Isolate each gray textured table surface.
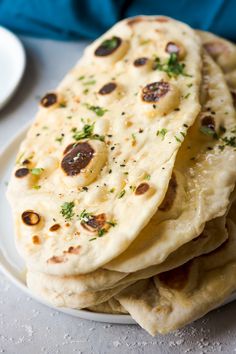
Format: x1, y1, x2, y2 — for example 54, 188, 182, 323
1, 36, 236, 354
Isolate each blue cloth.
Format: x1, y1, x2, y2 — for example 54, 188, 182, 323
0, 0, 235, 41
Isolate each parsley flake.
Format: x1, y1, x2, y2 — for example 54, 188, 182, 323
98, 228, 107, 237
31, 168, 44, 176
101, 37, 119, 50
153, 53, 191, 78
118, 190, 126, 199
144, 174, 151, 180
72, 124, 105, 142
174, 135, 182, 143
157, 128, 168, 140
32, 185, 41, 190
79, 209, 93, 223
60, 202, 75, 221
84, 103, 108, 117
200, 126, 217, 137
83, 80, 96, 86
55, 136, 64, 144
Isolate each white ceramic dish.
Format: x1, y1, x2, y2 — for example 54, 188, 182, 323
0, 27, 26, 110
0, 125, 235, 324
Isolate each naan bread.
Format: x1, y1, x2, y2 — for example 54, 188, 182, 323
88, 298, 128, 314
7, 16, 202, 275
26, 272, 132, 309
116, 208, 236, 335
26, 212, 227, 308
105, 52, 236, 272
198, 30, 236, 95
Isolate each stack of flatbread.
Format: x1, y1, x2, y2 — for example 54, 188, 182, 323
7, 16, 236, 335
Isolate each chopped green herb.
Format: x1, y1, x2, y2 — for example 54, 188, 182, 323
59, 102, 67, 108
67, 116, 72, 119
101, 37, 119, 50
187, 83, 193, 88
89, 237, 97, 241
180, 131, 186, 138
72, 123, 94, 140
184, 93, 191, 99
32, 185, 41, 190
118, 190, 126, 199
93, 134, 105, 142
60, 202, 75, 221
79, 209, 93, 223
98, 228, 107, 237
144, 174, 151, 180
157, 128, 168, 140
72, 123, 105, 142
221, 136, 236, 148
109, 188, 115, 193
107, 220, 117, 227
153, 53, 191, 78
140, 39, 151, 45
55, 136, 64, 144
84, 103, 108, 117
174, 136, 182, 143
83, 88, 89, 95
83, 80, 96, 86
31, 168, 44, 176
200, 126, 216, 137
78, 75, 85, 81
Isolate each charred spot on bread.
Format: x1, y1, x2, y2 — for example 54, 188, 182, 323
81, 213, 107, 233
22, 210, 41, 226
99, 82, 117, 95
15, 168, 29, 178
201, 115, 215, 130
95, 36, 122, 57
142, 81, 170, 103
47, 255, 67, 264
61, 142, 95, 176
63, 143, 77, 155
32, 235, 41, 244
126, 17, 144, 26
165, 42, 180, 55
135, 183, 150, 195
49, 224, 61, 232
40, 93, 57, 107
64, 246, 81, 255
133, 57, 148, 67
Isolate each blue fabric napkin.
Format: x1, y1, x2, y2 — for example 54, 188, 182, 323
0, 0, 235, 41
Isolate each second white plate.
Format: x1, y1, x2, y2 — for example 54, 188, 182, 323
0, 27, 26, 110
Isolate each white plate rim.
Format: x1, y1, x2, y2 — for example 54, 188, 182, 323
0, 124, 235, 325
0, 26, 26, 109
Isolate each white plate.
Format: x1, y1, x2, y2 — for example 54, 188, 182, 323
0, 27, 26, 109
0, 125, 235, 324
